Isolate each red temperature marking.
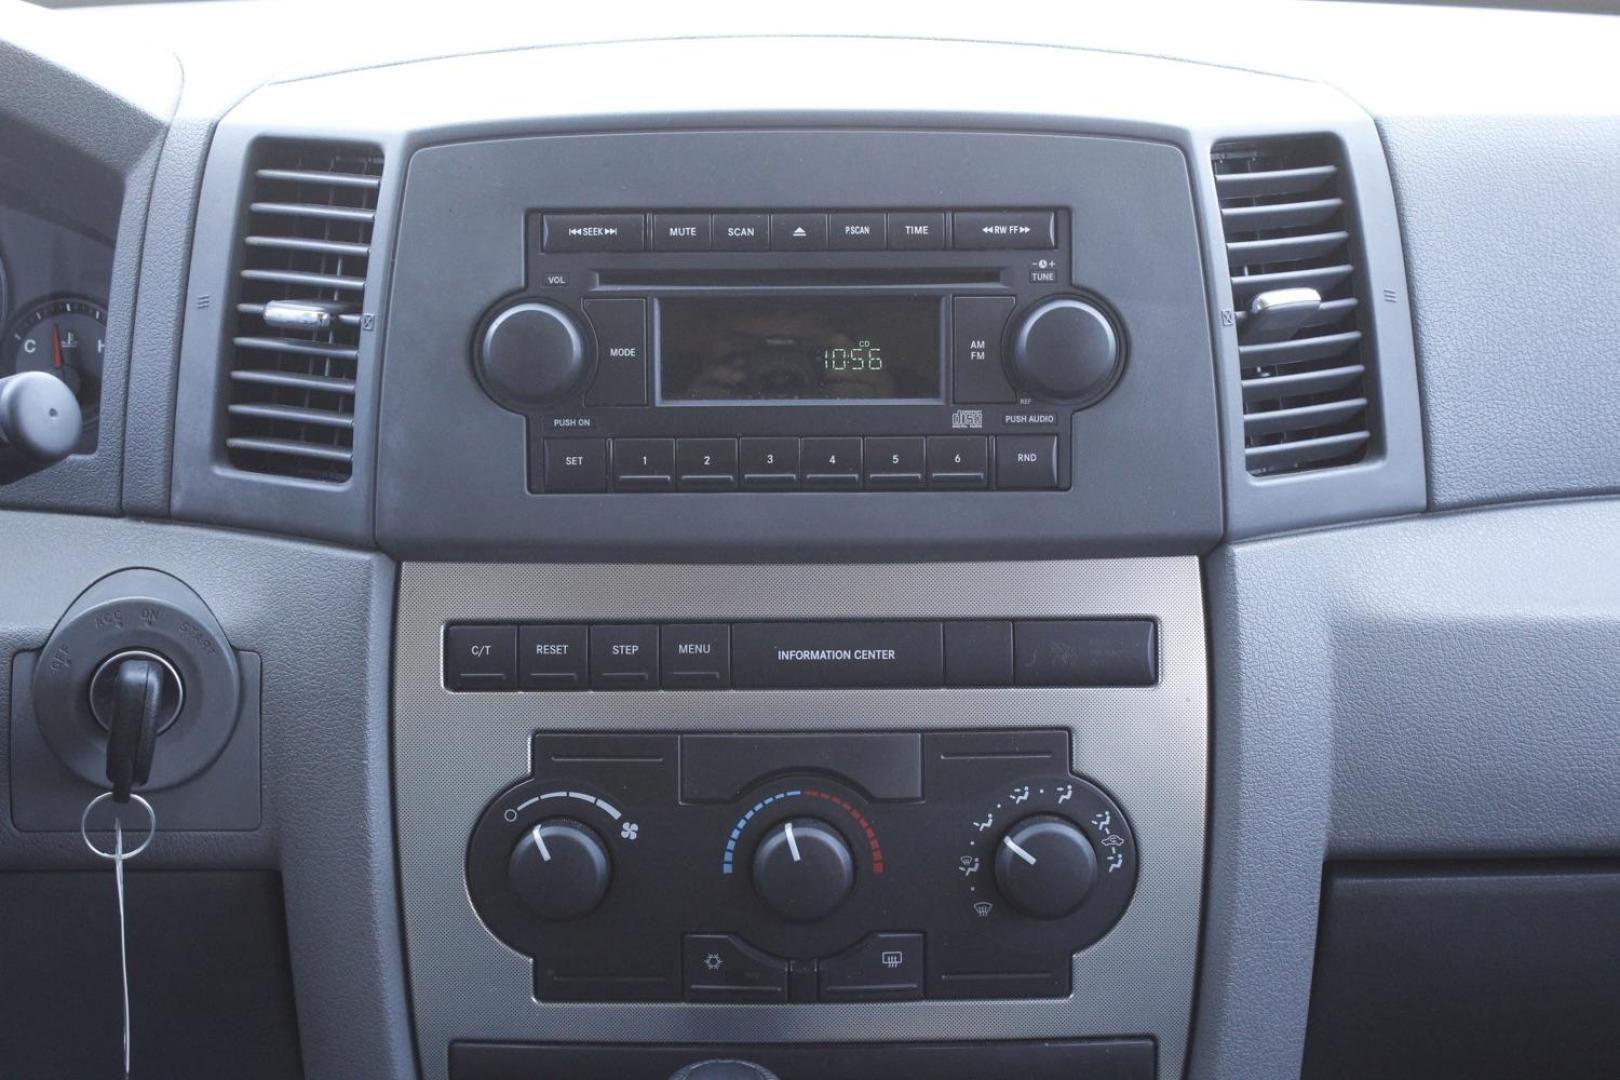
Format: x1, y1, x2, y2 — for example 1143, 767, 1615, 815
804, 788, 885, 873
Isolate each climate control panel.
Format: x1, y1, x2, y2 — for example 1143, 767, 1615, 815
466, 730, 1137, 1003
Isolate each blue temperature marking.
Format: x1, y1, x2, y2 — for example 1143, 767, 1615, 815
721, 790, 805, 874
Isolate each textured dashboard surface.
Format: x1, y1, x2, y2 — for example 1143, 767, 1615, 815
1201, 497, 1620, 1080
395, 559, 1206, 1080
1381, 115, 1620, 510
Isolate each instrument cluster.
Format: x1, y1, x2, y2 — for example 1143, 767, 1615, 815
0, 204, 114, 449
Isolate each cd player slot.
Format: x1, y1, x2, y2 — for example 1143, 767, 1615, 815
595, 268, 1003, 289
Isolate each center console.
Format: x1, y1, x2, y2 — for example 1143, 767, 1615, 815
370, 103, 1223, 1080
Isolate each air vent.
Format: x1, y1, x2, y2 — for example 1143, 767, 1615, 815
1213, 137, 1375, 476
224, 141, 383, 482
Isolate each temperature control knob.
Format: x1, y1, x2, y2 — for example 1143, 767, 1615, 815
507, 818, 612, 921
1006, 297, 1120, 404
994, 814, 1098, 919
477, 301, 587, 408
751, 818, 855, 922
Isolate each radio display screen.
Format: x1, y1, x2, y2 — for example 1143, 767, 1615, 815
658, 296, 941, 403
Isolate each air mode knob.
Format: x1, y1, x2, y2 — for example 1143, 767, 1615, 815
751, 818, 855, 922
507, 818, 612, 920
994, 814, 1099, 919
1006, 297, 1121, 404
476, 301, 587, 408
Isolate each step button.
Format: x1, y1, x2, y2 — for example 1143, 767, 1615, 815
590, 625, 659, 690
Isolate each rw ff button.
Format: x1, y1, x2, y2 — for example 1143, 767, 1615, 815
444, 625, 516, 691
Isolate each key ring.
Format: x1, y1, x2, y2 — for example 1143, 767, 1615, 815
80, 792, 156, 860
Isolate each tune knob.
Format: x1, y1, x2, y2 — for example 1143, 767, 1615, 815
994, 814, 1098, 919
476, 301, 588, 408
1006, 297, 1121, 404
751, 818, 855, 922
507, 818, 612, 920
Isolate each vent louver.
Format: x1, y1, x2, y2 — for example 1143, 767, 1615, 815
224, 141, 383, 482
1213, 137, 1376, 476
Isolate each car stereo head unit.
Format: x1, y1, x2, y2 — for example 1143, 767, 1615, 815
473, 208, 1124, 495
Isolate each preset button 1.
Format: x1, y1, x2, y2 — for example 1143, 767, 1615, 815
612, 438, 675, 491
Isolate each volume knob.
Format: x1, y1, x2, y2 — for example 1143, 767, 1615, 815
1007, 297, 1120, 404
507, 818, 612, 920
477, 301, 587, 408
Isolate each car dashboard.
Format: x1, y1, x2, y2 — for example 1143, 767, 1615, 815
1, 3, 1618, 1080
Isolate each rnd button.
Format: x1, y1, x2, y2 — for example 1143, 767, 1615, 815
994, 435, 1059, 490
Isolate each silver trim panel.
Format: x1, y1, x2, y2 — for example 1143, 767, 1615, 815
396, 558, 1206, 1080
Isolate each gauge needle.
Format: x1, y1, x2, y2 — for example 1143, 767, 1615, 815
51, 325, 63, 370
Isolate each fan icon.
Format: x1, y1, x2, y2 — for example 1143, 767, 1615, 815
620, 822, 640, 841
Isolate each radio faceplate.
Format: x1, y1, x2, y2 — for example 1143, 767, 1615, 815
380, 130, 1223, 560
487, 209, 1102, 494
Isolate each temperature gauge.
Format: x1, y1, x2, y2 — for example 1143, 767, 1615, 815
6, 296, 106, 420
